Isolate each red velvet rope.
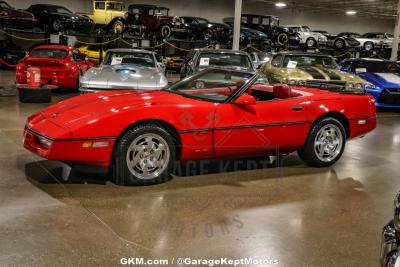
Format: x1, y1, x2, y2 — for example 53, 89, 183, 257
0, 56, 17, 68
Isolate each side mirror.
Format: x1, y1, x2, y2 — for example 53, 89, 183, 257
235, 93, 256, 106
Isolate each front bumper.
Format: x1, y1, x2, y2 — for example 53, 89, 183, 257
381, 220, 399, 267
367, 88, 400, 108
23, 125, 115, 167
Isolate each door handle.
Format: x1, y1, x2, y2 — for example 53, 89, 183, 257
291, 105, 303, 111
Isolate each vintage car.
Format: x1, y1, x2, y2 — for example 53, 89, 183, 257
338, 32, 389, 51
339, 58, 400, 108
260, 52, 368, 89
77, 45, 106, 65
224, 14, 300, 46
23, 68, 376, 185
362, 32, 395, 49
27, 4, 94, 33
239, 26, 271, 51
285, 25, 328, 48
124, 4, 188, 38
180, 16, 230, 42
180, 49, 255, 78
381, 191, 400, 267
0, 1, 37, 30
77, 1, 127, 33
15, 45, 94, 89
325, 32, 361, 50
80, 49, 167, 92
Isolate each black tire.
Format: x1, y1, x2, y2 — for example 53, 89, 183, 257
52, 19, 62, 33
298, 118, 346, 167
113, 124, 176, 186
364, 41, 374, 51
161, 25, 172, 38
203, 29, 214, 41
334, 38, 346, 50
112, 20, 124, 34
306, 37, 316, 48
277, 33, 288, 46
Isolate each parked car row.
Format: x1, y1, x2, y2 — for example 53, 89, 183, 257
1, 1, 395, 53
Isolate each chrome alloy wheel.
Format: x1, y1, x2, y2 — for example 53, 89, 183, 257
314, 124, 343, 162
126, 133, 170, 180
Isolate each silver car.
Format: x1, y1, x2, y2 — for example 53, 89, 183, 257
80, 49, 168, 92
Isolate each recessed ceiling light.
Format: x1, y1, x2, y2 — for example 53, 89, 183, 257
346, 10, 357, 15
275, 2, 287, 8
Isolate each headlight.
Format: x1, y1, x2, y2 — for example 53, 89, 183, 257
37, 136, 52, 148
364, 82, 376, 89
354, 83, 363, 90
124, 12, 129, 19
297, 80, 306, 86
134, 14, 139, 20
288, 80, 297, 85
346, 83, 354, 89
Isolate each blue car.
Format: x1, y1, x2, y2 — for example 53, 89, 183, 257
339, 58, 400, 108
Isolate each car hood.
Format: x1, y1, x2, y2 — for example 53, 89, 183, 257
282, 66, 364, 83
358, 72, 400, 88
81, 65, 168, 90
39, 90, 187, 130
51, 12, 91, 20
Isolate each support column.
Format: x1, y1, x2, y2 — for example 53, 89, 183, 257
232, 0, 242, 51
390, 0, 400, 60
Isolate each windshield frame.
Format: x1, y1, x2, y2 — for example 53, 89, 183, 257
102, 51, 156, 67
165, 68, 259, 103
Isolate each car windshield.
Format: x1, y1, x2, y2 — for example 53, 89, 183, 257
343, 33, 361, 38
302, 26, 311, 32
30, 49, 68, 59
197, 53, 253, 72
106, 2, 124, 11
283, 55, 337, 69
0, 1, 11, 9
196, 18, 208, 24
354, 61, 400, 73
45, 6, 72, 14
167, 69, 256, 102
103, 51, 155, 67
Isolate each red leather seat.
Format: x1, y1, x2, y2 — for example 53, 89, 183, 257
273, 84, 292, 99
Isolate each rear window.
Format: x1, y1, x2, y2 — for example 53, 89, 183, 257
30, 49, 68, 59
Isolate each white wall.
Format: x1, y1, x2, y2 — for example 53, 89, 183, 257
7, 0, 395, 34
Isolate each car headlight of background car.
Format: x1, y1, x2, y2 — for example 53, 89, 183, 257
364, 82, 376, 89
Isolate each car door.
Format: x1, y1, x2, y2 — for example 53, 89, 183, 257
93, 1, 107, 24
213, 86, 309, 158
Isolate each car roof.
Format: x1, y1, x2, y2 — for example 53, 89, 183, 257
275, 51, 332, 57
105, 48, 154, 54
32, 45, 73, 51
129, 4, 168, 9
195, 49, 249, 56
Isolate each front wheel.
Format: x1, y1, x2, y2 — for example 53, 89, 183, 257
364, 41, 374, 51
113, 125, 176, 186
161, 25, 172, 38
112, 20, 124, 34
306, 37, 316, 48
298, 118, 346, 167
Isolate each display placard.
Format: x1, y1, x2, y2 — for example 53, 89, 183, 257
199, 58, 210, 66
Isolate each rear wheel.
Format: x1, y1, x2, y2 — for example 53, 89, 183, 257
112, 20, 124, 34
161, 25, 172, 38
113, 125, 176, 186
277, 33, 289, 46
306, 37, 316, 48
298, 118, 346, 167
334, 38, 346, 50
364, 41, 374, 51
52, 19, 62, 32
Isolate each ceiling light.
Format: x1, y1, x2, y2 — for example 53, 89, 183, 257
275, 2, 287, 8
346, 10, 357, 15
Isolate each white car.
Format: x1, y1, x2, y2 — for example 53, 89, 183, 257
361, 32, 394, 49
338, 32, 389, 51
285, 25, 327, 48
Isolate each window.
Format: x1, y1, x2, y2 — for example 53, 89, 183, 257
30, 49, 68, 59
252, 17, 260, 24
0, 2, 11, 9
95, 2, 105, 10
271, 55, 282, 67
106, 3, 125, 11
103, 51, 155, 67
196, 53, 253, 72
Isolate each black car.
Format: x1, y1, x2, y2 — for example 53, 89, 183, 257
325, 32, 361, 50
381, 191, 400, 267
180, 49, 255, 78
27, 4, 94, 33
0, 40, 26, 68
0, 1, 37, 30
180, 16, 230, 42
225, 14, 300, 47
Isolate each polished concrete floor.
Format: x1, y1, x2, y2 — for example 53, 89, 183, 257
1, 69, 399, 266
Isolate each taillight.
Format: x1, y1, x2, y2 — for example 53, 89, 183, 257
0, 10, 9, 16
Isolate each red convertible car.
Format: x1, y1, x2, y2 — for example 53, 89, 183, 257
23, 69, 377, 185
16, 45, 93, 90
